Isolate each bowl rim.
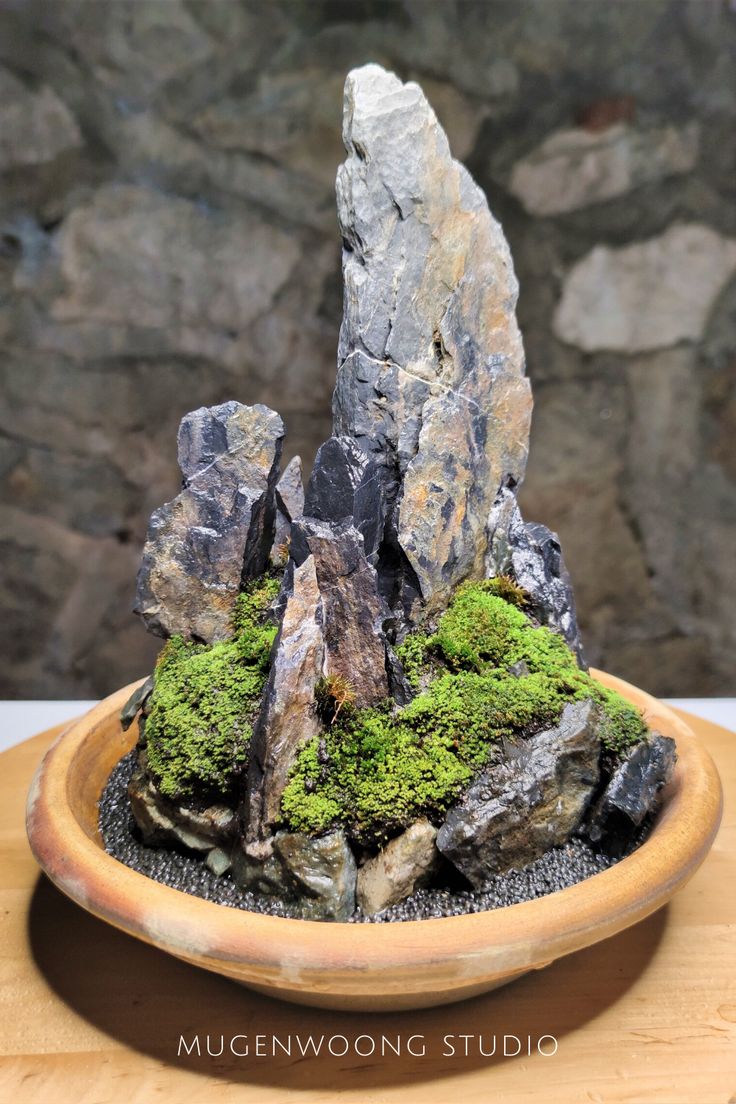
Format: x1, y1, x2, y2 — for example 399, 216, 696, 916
25, 670, 723, 986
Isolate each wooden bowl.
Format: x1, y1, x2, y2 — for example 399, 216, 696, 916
26, 671, 722, 1012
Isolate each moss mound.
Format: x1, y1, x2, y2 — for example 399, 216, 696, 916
281, 579, 648, 842
142, 574, 280, 802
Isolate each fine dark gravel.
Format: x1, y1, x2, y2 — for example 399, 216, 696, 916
99, 750, 650, 923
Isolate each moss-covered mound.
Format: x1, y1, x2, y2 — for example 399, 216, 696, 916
142, 573, 280, 803
281, 579, 647, 842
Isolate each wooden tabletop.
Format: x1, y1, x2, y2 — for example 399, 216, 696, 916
1, 712, 734, 1103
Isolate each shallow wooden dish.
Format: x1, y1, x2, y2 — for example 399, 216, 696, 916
26, 670, 722, 1012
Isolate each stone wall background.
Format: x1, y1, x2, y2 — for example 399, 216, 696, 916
0, 0, 734, 699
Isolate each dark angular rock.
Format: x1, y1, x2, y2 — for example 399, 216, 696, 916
585, 733, 676, 853
385, 641, 414, 705
244, 555, 324, 844
271, 455, 304, 566
274, 830, 357, 921
333, 350, 431, 476
290, 516, 390, 707
436, 700, 601, 886
231, 828, 358, 921
230, 838, 289, 897
304, 436, 388, 565
486, 485, 585, 665
120, 674, 154, 731
135, 401, 284, 643
275, 454, 305, 522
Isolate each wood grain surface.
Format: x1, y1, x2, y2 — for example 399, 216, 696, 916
1, 712, 734, 1103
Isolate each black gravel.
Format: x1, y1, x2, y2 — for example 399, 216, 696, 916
99, 751, 649, 923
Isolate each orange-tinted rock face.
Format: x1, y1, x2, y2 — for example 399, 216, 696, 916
332, 65, 532, 620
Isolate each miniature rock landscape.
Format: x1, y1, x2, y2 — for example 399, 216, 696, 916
110, 65, 676, 922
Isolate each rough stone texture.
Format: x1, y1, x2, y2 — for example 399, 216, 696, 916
436, 700, 601, 886
0, 67, 82, 168
243, 555, 324, 844
270, 454, 303, 565
304, 436, 388, 565
273, 830, 357, 921
275, 455, 304, 522
333, 64, 532, 619
231, 826, 358, 921
356, 818, 441, 916
135, 401, 283, 642
486, 486, 585, 663
102, 750, 648, 923
127, 763, 237, 854
507, 121, 699, 216
585, 733, 676, 853
554, 224, 736, 354
290, 516, 389, 707
0, 1, 734, 698
119, 674, 154, 731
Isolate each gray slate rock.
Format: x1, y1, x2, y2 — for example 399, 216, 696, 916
230, 838, 290, 897
356, 818, 441, 915
333, 64, 532, 619
290, 516, 389, 707
135, 401, 284, 643
274, 830, 357, 921
585, 733, 676, 853
120, 675, 154, 731
231, 829, 358, 921
271, 455, 304, 565
128, 763, 237, 853
304, 436, 388, 565
437, 700, 601, 886
486, 485, 585, 665
205, 847, 232, 876
244, 555, 325, 843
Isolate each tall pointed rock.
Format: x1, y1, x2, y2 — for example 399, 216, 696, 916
333, 64, 533, 619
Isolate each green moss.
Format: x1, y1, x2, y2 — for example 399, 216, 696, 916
143, 572, 280, 802
280, 703, 472, 842
281, 578, 648, 838
394, 633, 429, 691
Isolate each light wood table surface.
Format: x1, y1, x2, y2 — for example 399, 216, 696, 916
1, 712, 734, 1104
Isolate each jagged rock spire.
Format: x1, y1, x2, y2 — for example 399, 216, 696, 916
332, 64, 533, 619
135, 401, 283, 643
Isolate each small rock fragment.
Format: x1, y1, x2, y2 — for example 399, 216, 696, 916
304, 436, 388, 564
274, 830, 357, 921
230, 840, 290, 897
135, 401, 283, 643
437, 700, 601, 886
0, 69, 83, 168
205, 847, 232, 876
486, 485, 585, 664
120, 675, 154, 731
271, 455, 304, 565
357, 819, 441, 915
585, 733, 676, 853
290, 516, 389, 706
232, 829, 358, 920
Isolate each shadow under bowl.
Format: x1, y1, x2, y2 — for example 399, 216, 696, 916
25, 669, 722, 1012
